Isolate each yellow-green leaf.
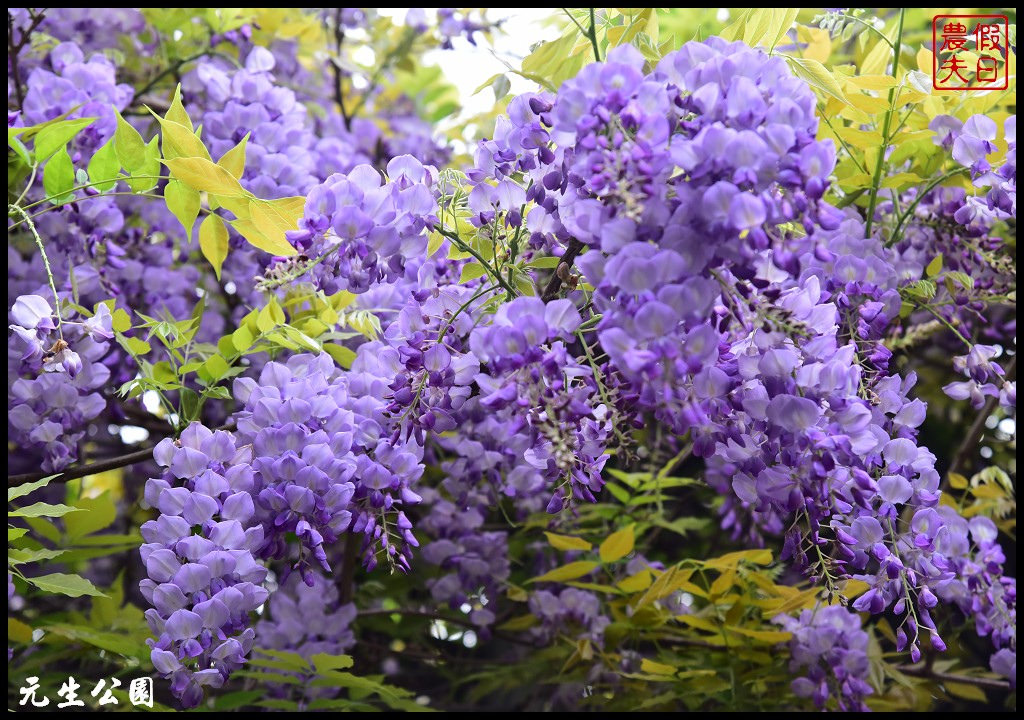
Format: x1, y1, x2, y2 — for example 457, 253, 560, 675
948, 472, 969, 489
165, 84, 193, 131
618, 569, 653, 594
599, 524, 635, 563
459, 262, 487, 284
87, 140, 120, 193
728, 627, 792, 643
217, 132, 249, 179
528, 560, 598, 584
231, 217, 297, 257
640, 658, 678, 676
34, 117, 96, 162
164, 179, 201, 238
42, 146, 75, 205
127, 136, 161, 193
113, 109, 147, 171
323, 342, 356, 369
25, 572, 106, 598
785, 56, 848, 103
9, 502, 83, 518
198, 214, 230, 279
164, 156, 247, 196
8, 617, 33, 644
544, 532, 592, 552
497, 614, 539, 631
153, 112, 211, 162
944, 681, 987, 702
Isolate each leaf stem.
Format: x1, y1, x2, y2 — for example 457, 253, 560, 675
588, 9, 601, 62
9, 203, 65, 337
863, 8, 905, 239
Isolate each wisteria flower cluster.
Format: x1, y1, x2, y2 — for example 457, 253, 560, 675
6, 7, 1016, 714
141, 423, 269, 708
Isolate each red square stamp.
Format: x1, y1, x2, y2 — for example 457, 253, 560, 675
932, 14, 1009, 90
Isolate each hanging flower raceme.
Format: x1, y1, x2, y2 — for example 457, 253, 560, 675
280, 155, 439, 295
468, 296, 611, 513
141, 423, 269, 709
8, 295, 112, 472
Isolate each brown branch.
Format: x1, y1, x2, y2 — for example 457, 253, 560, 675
331, 9, 352, 131
541, 238, 585, 302
897, 663, 1011, 691
8, 422, 235, 487
8, 9, 48, 109
8, 445, 157, 487
946, 353, 1016, 483
337, 533, 360, 604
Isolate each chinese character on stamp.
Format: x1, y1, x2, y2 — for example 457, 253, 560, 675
932, 14, 1009, 90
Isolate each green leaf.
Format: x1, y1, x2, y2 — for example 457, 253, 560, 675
257, 301, 283, 333
312, 653, 354, 673
64, 493, 117, 540
246, 199, 301, 256
599, 524, 635, 563
117, 334, 152, 356
231, 325, 255, 353
199, 213, 230, 279
925, 253, 943, 278
944, 680, 988, 702
34, 117, 96, 162
111, 307, 132, 333
8, 547, 65, 565
459, 262, 487, 283
200, 354, 231, 383
218, 132, 249, 179
8, 527, 29, 542
527, 256, 561, 269
43, 622, 148, 658
25, 572, 106, 598
544, 531, 592, 552
8, 475, 57, 502
42, 145, 76, 205
527, 560, 599, 584
86, 139, 121, 192
9, 502, 83, 518
113, 108, 147, 172
492, 73, 511, 100
24, 516, 61, 543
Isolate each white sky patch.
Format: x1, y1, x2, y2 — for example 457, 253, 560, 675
379, 8, 562, 128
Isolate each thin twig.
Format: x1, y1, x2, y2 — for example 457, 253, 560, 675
946, 354, 1016, 483
331, 9, 352, 131
897, 663, 1011, 691
863, 8, 905, 239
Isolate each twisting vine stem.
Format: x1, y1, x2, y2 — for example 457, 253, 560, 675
10, 203, 65, 338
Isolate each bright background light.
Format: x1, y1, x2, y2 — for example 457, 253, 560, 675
379, 8, 562, 125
